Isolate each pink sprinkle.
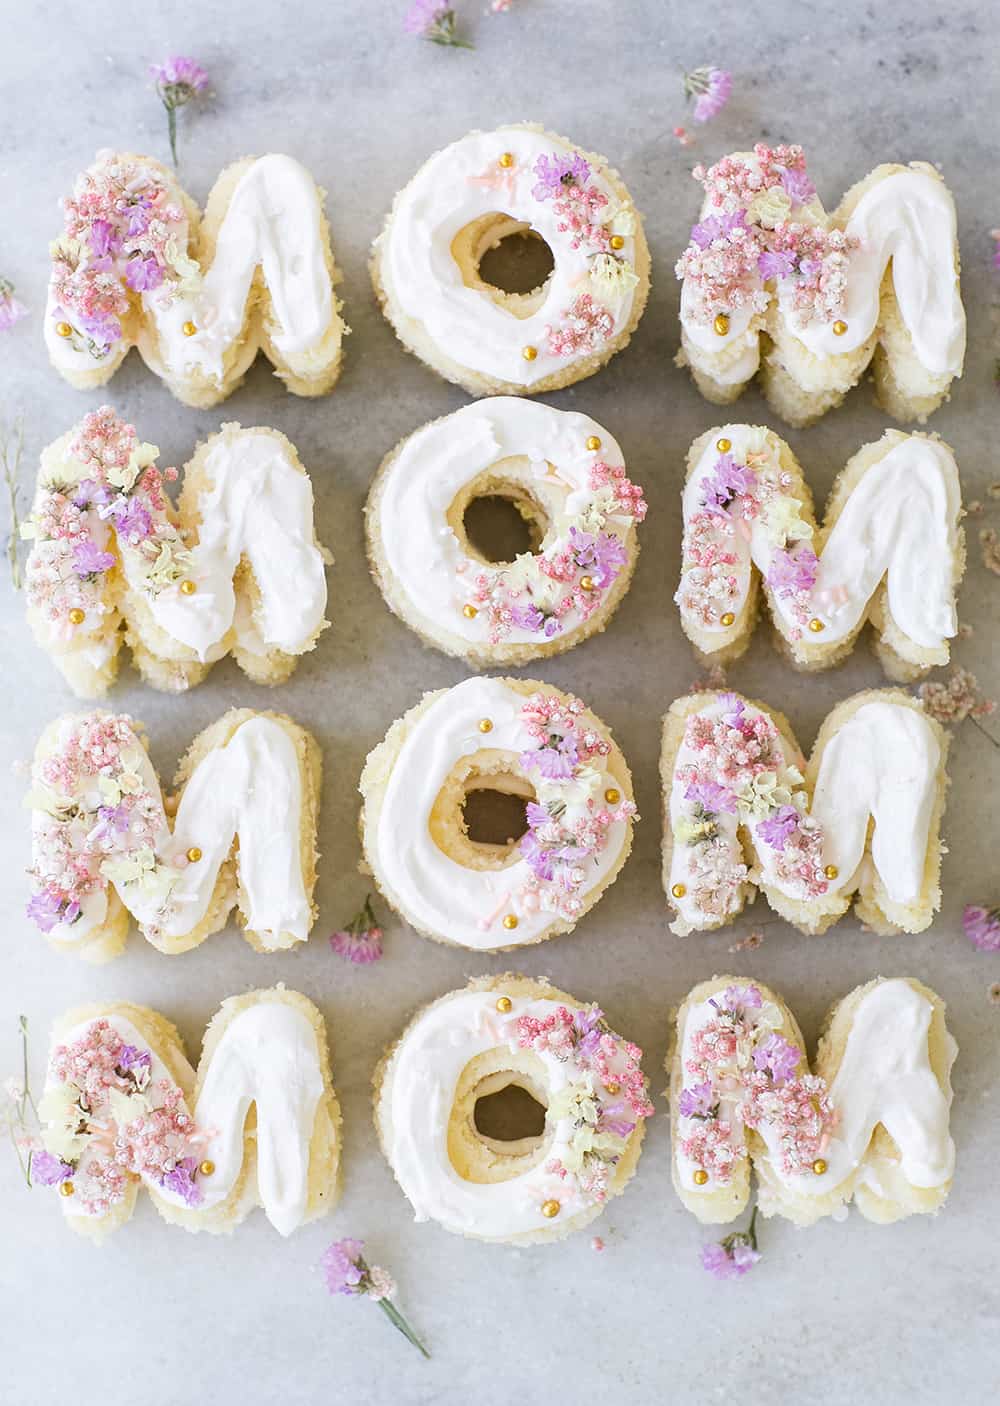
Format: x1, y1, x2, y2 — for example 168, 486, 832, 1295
591, 1236, 605, 1251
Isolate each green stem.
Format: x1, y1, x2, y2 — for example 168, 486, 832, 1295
377, 1298, 430, 1359
167, 106, 178, 166
746, 1203, 759, 1250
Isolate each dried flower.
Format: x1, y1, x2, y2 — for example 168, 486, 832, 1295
403, 0, 473, 48
701, 1206, 761, 1279
963, 904, 1000, 953
329, 894, 384, 964
321, 1238, 429, 1357
683, 67, 733, 123
2, 417, 24, 589
980, 527, 1000, 575
149, 55, 209, 165
0, 277, 27, 332
728, 928, 764, 953
917, 668, 998, 727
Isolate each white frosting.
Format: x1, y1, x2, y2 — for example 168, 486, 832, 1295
680, 426, 961, 648
38, 714, 310, 950
681, 165, 965, 381
46, 155, 335, 386
386, 990, 633, 1238
54, 1001, 327, 1235
380, 127, 638, 385
676, 979, 955, 1198
370, 677, 630, 948
143, 432, 327, 662
667, 697, 940, 924
377, 398, 632, 646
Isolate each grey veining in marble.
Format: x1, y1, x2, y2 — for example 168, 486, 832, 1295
0, 2, 997, 1403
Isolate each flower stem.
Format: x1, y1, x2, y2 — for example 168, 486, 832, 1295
377, 1298, 430, 1358
746, 1203, 758, 1250
2, 417, 24, 590
970, 716, 1000, 750
167, 106, 178, 166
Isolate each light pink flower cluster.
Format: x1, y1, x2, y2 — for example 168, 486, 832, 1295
44, 1020, 204, 1216
49, 153, 188, 355
516, 1003, 654, 1121
676, 143, 857, 330
546, 292, 615, 357
679, 985, 837, 1187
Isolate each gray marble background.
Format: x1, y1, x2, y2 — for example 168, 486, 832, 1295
1, 2, 997, 1402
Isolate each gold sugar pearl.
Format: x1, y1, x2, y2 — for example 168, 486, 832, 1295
605, 1081, 621, 1095
586, 435, 602, 451
462, 604, 478, 619
692, 1169, 709, 1186
824, 864, 839, 880
541, 1198, 561, 1218
199, 1160, 216, 1176
812, 1158, 828, 1176
498, 152, 515, 169
609, 235, 625, 251
522, 345, 538, 362
179, 579, 197, 596
182, 320, 198, 337
579, 575, 596, 593
604, 787, 621, 805
56, 321, 73, 339
495, 996, 513, 1014
478, 718, 493, 734
720, 611, 736, 627
716, 437, 732, 453
713, 313, 730, 337
832, 320, 848, 336
186, 846, 203, 864
502, 914, 518, 930
808, 617, 825, 633
671, 883, 687, 899
68, 608, 86, 626
59, 1180, 75, 1197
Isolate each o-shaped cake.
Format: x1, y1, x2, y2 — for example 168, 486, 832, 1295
365, 399, 646, 666
375, 975, 651, 1244
371, 124, 650, 395
359, 677, 635, 950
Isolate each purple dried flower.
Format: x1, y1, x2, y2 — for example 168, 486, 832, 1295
719, 693, 748, 733
0, 277, 27, 332
752, 1032, 801, 1084
767, 545, 819, 598
26, 890, 69, 933
402, 0, 473, 48
684, 67, 733, 124
32, 1150, 73, 1185
88, 219, 119, 260
125, 254, 165, 293
781, 165, 816, 206
72, 538, 115, 578
701, 452, 757, 511
110, 497, 153, 543
150, 55, 209, 164
964, 904, 1000, 952
508, 600, 546, 633
520, 736, 578, 780
690, 210, 746, 249
684, 777, 737, 815
161, 1155, 203, 1207
532, 151, 591, 201
573, 1005, 605, 1058
520, 830, 555, 882
719, 983, 762, 1018
117, 1044, 152, 1072
321, 1237, 429, 1357
758, 248, 798, 280
679, 1081, 717, 1118
756, 804, 800, 851
701, 1206, 761, 1279
329, 894, 384, 965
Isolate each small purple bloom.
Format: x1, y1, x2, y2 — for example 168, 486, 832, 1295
600, 1101, 637, 1140
753, 1032, 801, 1085
686, 67, 732, 124
679, 1081, 717, 1118
570, 526, 627, 588
149, 56, 209, 94
89, 219, 119, 260
684, 777, 737, 815
508, 600, 546, 633
402, 0, 472, 47
963, 904, 1000, 952
525, 800, 550, 828
111, 497, 153, 542
74, 479, 113, 511
126, 200, 153, 238
520, 734, 579, 780
719, 693, 748, 733
720, 983, 762, 1017
161, 1156, 203, 1207
32, 1150, 73, 1185
93, 802, 130, 838
329, 925, 383, 965
781, 165, 816, 206
573, 1005, 604, 1058
691, 210, 745, 248
117, 1043, 152, 1072
72, 538, 115, 578
701, 1236, 760, 1279
0, 277, 27, 332
758, 248, 798, 280
520, 830, 555, 882
26, 890, 66, 933
322, 1237, 366, 1295
125, 254, 164, 293
757, 804, 800, 851
79, 311, 121, 349
701, 452, 757, 511
532, 151, 591, 201
767, 545, 819, 598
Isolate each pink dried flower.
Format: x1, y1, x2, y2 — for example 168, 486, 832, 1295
684, 67, 733, 123
403, 0, 473, 47
963, 904, 1000, 952
917, 668, 998, 726
149, 55, 209, 164
0, 277, 27, 332
329, 895, 384, 964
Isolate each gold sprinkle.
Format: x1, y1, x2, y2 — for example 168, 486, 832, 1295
720, 611, 735, 627
713, 313, 730, 337
182, 320, 198, 337
59, 1180, 75, 1197
824, 864, 839, 880
671, 883, 687, 899
692, 1169, 709, 1186
604, 787, 621, 805
522, 345, 538, 361
498, 152, 515, 169
579, 575, 595, 593
186, 846, 203, 864
586, 435, 602, 451
541, 1198, 560, 1218
812, 1158, 828, 1176
808, 617, 825, 633
179, 579, 197, 596
478, 718, 493, 734
495, 996, 513, 1014
68, 608, 86, 626
605, 1082, 621, 1096
832, 320, 848, 336
502, 914, 518, 930
199, 1160, 216, 1176
56, 321, 73, 339
609, 234, 625, 251
716, 437, 732, 453
462, 604, 478, 619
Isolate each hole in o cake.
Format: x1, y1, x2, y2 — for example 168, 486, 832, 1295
462, 785, 531, 848
474, 1082, 547, 1142
452, 213, 555, 316
461, 488, 547, 566
447, 1054, 552, 1183
477, 227, 555, 297
429, 759, 537, 871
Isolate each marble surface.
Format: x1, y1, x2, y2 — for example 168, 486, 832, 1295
1, 2, 998, 1402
